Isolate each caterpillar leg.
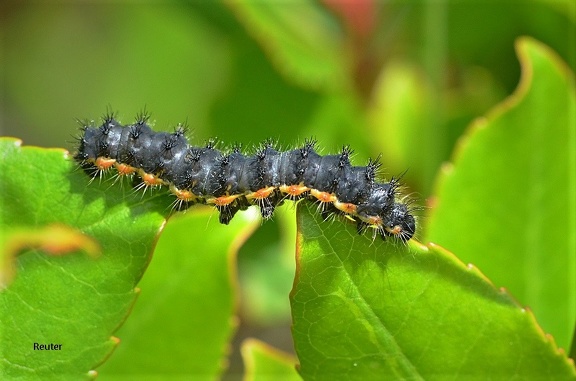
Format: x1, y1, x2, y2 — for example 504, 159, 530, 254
218, 203, 242, 225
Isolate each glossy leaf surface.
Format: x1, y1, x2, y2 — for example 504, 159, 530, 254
291, 202, 575, 380
0, 139, 169, 379
426, 37, 576, 351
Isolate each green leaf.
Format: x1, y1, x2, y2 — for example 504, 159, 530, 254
425, 37, 576, 351
239, 205, 297, 326
291, 202, 576, 380
241, 338, 300, 381
0, 138, 169, 379
98, 208, 260, 380
1, 224, 100, 289
227, 1, 348, 90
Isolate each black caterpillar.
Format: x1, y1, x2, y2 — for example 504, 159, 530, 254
74, 112, 416, 242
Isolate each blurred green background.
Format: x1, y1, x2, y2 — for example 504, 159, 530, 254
2, 1, 574, 194
1, 0, 574, 378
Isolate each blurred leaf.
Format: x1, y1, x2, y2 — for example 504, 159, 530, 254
441, 1, 576, 91
368, 61, 435, 192
0, 138, 170, 379
241, 338, 300, 381
368, 60, 508, 195
301, 93, 369, 153
99, 208, 259, 380
239, 205, 296, 326
537, 0, 576, 22
210, 39, 319, 145
291, 202, 576, 380
3, 4, 231, 147
425, 37, 576, 350
227, 0, 349, 90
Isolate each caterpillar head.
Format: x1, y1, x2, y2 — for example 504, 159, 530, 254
382, 203, 416, 242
